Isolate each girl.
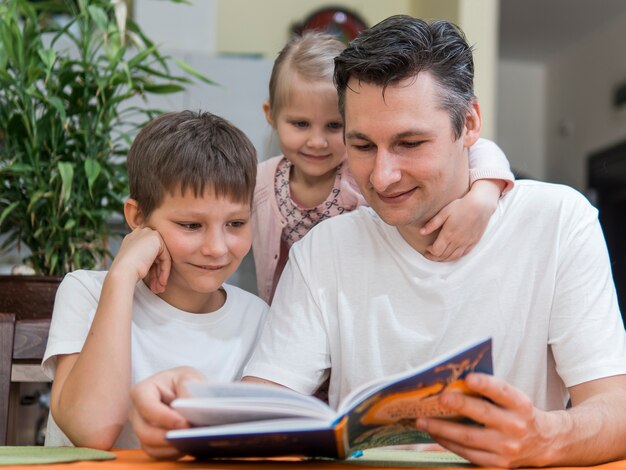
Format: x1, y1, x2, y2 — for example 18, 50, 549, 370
252, 32, 513, 304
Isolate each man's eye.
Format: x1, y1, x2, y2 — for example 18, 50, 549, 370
352, 143, 374, 152
401, 141, 423, 148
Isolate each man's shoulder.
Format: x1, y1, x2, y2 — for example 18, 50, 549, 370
309, 206, 376, 235
292, 206, 382, 256
508, 179, 594, 212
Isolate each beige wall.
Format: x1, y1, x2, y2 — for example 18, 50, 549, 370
216, 1, 412, 58
216, 0, 499, 139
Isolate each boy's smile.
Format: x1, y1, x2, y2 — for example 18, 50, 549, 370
143, 188, 252, 313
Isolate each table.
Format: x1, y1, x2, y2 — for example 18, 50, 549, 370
3, 449, 626, 470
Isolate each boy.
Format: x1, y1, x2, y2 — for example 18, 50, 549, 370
42, 111, 268, 449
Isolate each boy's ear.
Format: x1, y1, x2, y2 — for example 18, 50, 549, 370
262, 101, 274, 127
462, 99, 482, 148
124, 198, 144, 230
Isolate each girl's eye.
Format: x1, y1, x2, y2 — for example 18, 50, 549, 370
292, 121, 309, 129
328, 122, 343, 130
178, 223, 201, 230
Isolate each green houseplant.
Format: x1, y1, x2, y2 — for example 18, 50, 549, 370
0, 0, 212, 276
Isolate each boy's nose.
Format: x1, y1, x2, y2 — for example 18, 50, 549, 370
201, 229, 228, 258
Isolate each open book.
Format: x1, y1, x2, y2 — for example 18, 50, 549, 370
166, 337, 493, 459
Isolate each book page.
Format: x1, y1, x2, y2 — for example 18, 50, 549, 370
173, 380, 335, 426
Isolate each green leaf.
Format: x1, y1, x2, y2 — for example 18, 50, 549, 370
5, 163, 33, 173
85, 158, 102, 194
38, 48, 56, 70
142, 83, 186, 94
87, 6, 109, 31
47, 96, 67, 122
57, 161, 74, 205
0, 201, 19, 227
64, 219, 76, 230
173, 58, 217, 86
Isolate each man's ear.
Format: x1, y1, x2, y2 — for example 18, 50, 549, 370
462, 99, 482, 148
124, 198, 144, 230
262, 101, 274, 127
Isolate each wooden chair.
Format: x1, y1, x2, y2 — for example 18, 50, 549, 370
0, 313, 51, 445
0, 276, 59, 445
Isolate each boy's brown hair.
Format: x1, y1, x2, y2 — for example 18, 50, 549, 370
127, 110, 257, 217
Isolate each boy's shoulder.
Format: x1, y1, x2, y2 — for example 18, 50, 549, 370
222, 283, 270, 312
60, 269, 107, 290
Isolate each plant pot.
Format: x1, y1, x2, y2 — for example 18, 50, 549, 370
0, 275, 62, 320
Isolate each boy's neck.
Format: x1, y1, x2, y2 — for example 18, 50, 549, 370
145, 278, 227, 314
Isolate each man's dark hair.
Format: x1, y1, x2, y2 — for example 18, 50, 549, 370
334, 15, 475, 139
127, 110, 257, 218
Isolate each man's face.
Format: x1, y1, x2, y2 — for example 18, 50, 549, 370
344, 72, 480, 243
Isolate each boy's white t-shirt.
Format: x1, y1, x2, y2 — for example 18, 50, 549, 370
42, 270, 268, 448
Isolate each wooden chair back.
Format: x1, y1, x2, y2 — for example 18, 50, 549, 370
0, 276, 58, 445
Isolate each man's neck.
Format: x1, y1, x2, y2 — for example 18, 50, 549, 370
396, 224, 438, 255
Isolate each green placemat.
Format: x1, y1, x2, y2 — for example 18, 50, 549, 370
345, 449, 473, 468
0, 447, 116, 466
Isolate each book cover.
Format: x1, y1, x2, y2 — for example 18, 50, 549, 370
166, 337, 493, 459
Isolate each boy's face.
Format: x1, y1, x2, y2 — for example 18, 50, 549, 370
144, 187, 251, 312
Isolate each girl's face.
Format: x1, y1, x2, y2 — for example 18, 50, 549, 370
267, 78, 346, 182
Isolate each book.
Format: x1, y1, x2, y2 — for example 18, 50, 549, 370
166, 337, 493, 459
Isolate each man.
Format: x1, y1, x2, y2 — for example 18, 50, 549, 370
129, 16, 626, 467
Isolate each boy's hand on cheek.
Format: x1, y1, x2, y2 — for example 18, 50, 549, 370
111, 227, 171, 290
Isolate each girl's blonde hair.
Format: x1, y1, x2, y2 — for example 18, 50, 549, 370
267, 31, 346, 120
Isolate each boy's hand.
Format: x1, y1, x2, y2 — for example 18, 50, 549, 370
421, 179, 504, 262
130, 367, 206, 460
110, 227, 172, 293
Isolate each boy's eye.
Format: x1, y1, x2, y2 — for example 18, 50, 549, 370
178, 223, 201, 230
328, 122, 343, 130
227, 220, 247, 228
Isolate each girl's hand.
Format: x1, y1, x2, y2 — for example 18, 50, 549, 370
422, 179, 505, 262
109, 227, 172, 293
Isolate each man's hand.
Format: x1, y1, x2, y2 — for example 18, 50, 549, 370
129, 367, 206, 459
415, 373, 561, 468
110, 227, 171, 294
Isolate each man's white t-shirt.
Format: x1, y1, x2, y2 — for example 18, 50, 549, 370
43, 270, 268, 448
244, 180, 626, 411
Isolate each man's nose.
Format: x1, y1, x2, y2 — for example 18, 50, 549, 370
370, 150, 402, 192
